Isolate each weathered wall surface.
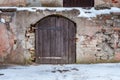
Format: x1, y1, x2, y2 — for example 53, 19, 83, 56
0, 8, 120, 64
26, 0, 41, 7
95, 0, 120, 8
75, 12, 120, 63
0, 0, 62, 7
40, 0, 63, 7
0, 0, 119, 7
0, 0, 26, 7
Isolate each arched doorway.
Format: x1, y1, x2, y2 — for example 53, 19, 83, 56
35, 15, 76, 64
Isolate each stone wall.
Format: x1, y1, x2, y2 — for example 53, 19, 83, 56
95, 0, 120, 8
27, 0, 41, 7
0, 8, 120, 64
0, 0, 120, 7
40, 0, 63, 7
0, 0, 26, 7
0, 0, 62, 7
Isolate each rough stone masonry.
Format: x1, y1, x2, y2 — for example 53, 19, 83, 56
0, 0, 120, 7
0, 7, 120, 64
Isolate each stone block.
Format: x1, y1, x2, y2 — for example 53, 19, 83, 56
77, 52, 96, 63
40, 0, 63, 7
95, 4, 112, 10
0, 0, 26, 7
111, 12, 120, 16
1, 14, 12, 23
106, 20, 113, 24
101, 55, 109, 60
114, 52, 120, 61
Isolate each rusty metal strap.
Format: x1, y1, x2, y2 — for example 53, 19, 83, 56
38, 57, 62, 59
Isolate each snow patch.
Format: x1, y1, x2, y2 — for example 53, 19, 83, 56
0, 7, 120, 18
77, 7, 120, 17
0, 18, 5, 23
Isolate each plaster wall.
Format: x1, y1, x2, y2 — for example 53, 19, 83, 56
0, 0, 119, 7
0, 9, 120, 64
95, 0, 120, 8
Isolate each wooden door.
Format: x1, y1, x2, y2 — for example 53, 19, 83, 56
35, 15, 76, 64
63, 0, 94, 7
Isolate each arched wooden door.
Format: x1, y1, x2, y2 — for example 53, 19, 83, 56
35, 15, 76, 64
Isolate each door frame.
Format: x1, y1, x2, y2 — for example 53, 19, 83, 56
34, 15, 77, 64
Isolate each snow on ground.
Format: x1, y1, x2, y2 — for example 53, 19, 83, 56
0, 63, 120, 80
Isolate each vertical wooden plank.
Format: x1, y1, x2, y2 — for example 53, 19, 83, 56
35, 24, 39, 63
42, 31, 48, 63
36, 20, 42, 63
73, 24, 76, 63
36, 17, 51, 64
62, 18, 69, 64
71, 22, 76, 63
50, 16, 56, 64
75, 0, 77, 7
43, 17, 51, 64
55, 16, 61, 64
70, 0, 72, 7
59, 17, 64, 64
36, 22, 44, 63
46, 17, 51, 64
68, 21, 72, 63
66, 19, 69, 64
41, 29, 46, 63
68, 20, 76, 63
76, 0, 82, 7
38, 29, 43, 63
55, 16, 58, 64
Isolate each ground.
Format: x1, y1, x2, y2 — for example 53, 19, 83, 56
0, 63, 120, 80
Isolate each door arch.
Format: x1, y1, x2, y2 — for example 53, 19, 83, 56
35, 15, 76, 64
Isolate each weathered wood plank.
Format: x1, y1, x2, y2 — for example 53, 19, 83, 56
35, 25, 39, 63
50, 17, 57, 64
64, 18, 69, 64
59, 17, 64, 64
71, 22, 76, 63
